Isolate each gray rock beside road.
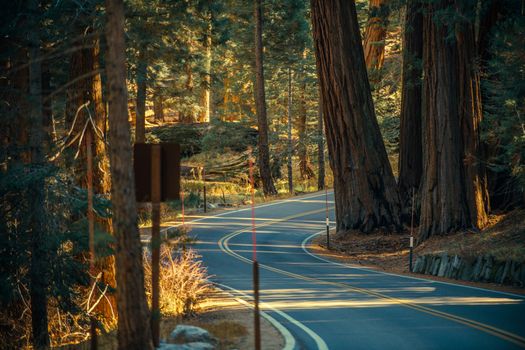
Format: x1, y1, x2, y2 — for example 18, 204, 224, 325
169, 325, 217, 346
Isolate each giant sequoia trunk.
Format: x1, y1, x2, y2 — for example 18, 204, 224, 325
199, 19, 212, 123
363, 0, 390, 70
398, 0, 423, 209
311, 0, 402, 233
254, 0, 277, 196
104, 1, 153, 349
419, 0, 489, 241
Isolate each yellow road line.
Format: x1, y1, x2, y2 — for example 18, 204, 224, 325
217, 210, 525, 348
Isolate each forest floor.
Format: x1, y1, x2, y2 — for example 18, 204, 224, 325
311, 208, 525, 296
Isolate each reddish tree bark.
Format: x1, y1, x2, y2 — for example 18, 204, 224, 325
104, 0, 154, 348
398, 0, 423, 209
363, 0, 390, 70
419, 0, 489, 241
311, 0, 401, 233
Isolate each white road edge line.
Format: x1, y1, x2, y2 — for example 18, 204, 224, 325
213, 282, 296, 350
301, 230, 525, 300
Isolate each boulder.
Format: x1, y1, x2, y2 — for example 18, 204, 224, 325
437, 253, 449, 277
170, 325, 217, 345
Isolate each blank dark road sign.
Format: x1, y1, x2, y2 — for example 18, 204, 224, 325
134, 143, 180, 202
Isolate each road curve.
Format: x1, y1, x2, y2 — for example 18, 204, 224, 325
185, 191, 525, 350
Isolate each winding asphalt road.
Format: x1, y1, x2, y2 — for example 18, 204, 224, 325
184, 191, 525, 349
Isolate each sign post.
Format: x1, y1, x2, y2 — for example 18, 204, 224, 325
409, 188, 415, 272
134, 143, 180, 347
150, 145, 161, 347
249, 153, 261, 350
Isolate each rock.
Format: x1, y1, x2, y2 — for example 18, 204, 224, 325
159, 342, 215, 350
432, 257, 441, 276
501, 259, 512, 284
438, 253, 449, 277
481, 256, 493, 281
472, 256, 483, 281
206, 203, 217, 209
460, 261, 473, 281
169, 325, 217, 345
414, 256, 423, 273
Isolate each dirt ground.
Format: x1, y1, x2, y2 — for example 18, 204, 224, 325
56, 289, 284, 350
311, 209, 525, 296
161, 289, 284, 350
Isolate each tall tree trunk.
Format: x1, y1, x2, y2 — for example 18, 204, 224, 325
254, 0, 277, 196
199, 19, 212, 123
317, 94, 325, 190
398, 0, 423, 210
363, 0, 390, 70
66, 31, 116, 325
104, 1, 154, 349
419, 0, 489, 241
153, 94, 164, 122
311, 0, 401, 233
457, 0, 490, 229
135, 50, 147, 143
287, 68, 293, 193
27, 1, 50, 347
297, 74, 314, 180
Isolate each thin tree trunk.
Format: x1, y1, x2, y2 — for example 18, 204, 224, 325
153, 94, 164, 122
66, 31, 117, 324
297, 73, 314, 180
398, 0, 423, 211
311, 0, 402, 233
419, 0, 489, 241
27, 0, 50, 347
363, 0, 390, 70
287, 68, 293, 194
135, 50, 147, 143
254, 0, 277, 196
199, 19, 212, 123
317, 94, 325, 190
104, 1, 154, 349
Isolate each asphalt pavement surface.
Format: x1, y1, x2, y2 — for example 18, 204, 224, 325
184, 191, 525, 350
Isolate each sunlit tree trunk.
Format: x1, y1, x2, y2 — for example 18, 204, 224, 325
311, 0, 402, 233
104, 1, 154, 348
398, 0, 423, 211
419, 0, 489, 241
363, 0, 390, 70
135, 50, 147, 142
199, 19, 212, 123
153, 94, 164, 122
254, 0, 277, 196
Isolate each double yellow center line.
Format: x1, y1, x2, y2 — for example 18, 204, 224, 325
216, 208, 525, 348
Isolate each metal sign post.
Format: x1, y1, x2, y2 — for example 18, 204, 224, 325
325, 181, 330, 250
409, 188, 415, 272
150, 145, 161, 347
133, 143, 180, 348
249, 154, 261, 350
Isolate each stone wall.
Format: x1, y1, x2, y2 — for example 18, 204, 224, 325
413, 253, 525, 287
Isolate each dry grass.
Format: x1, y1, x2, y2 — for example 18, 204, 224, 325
143, 246, 212, 317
